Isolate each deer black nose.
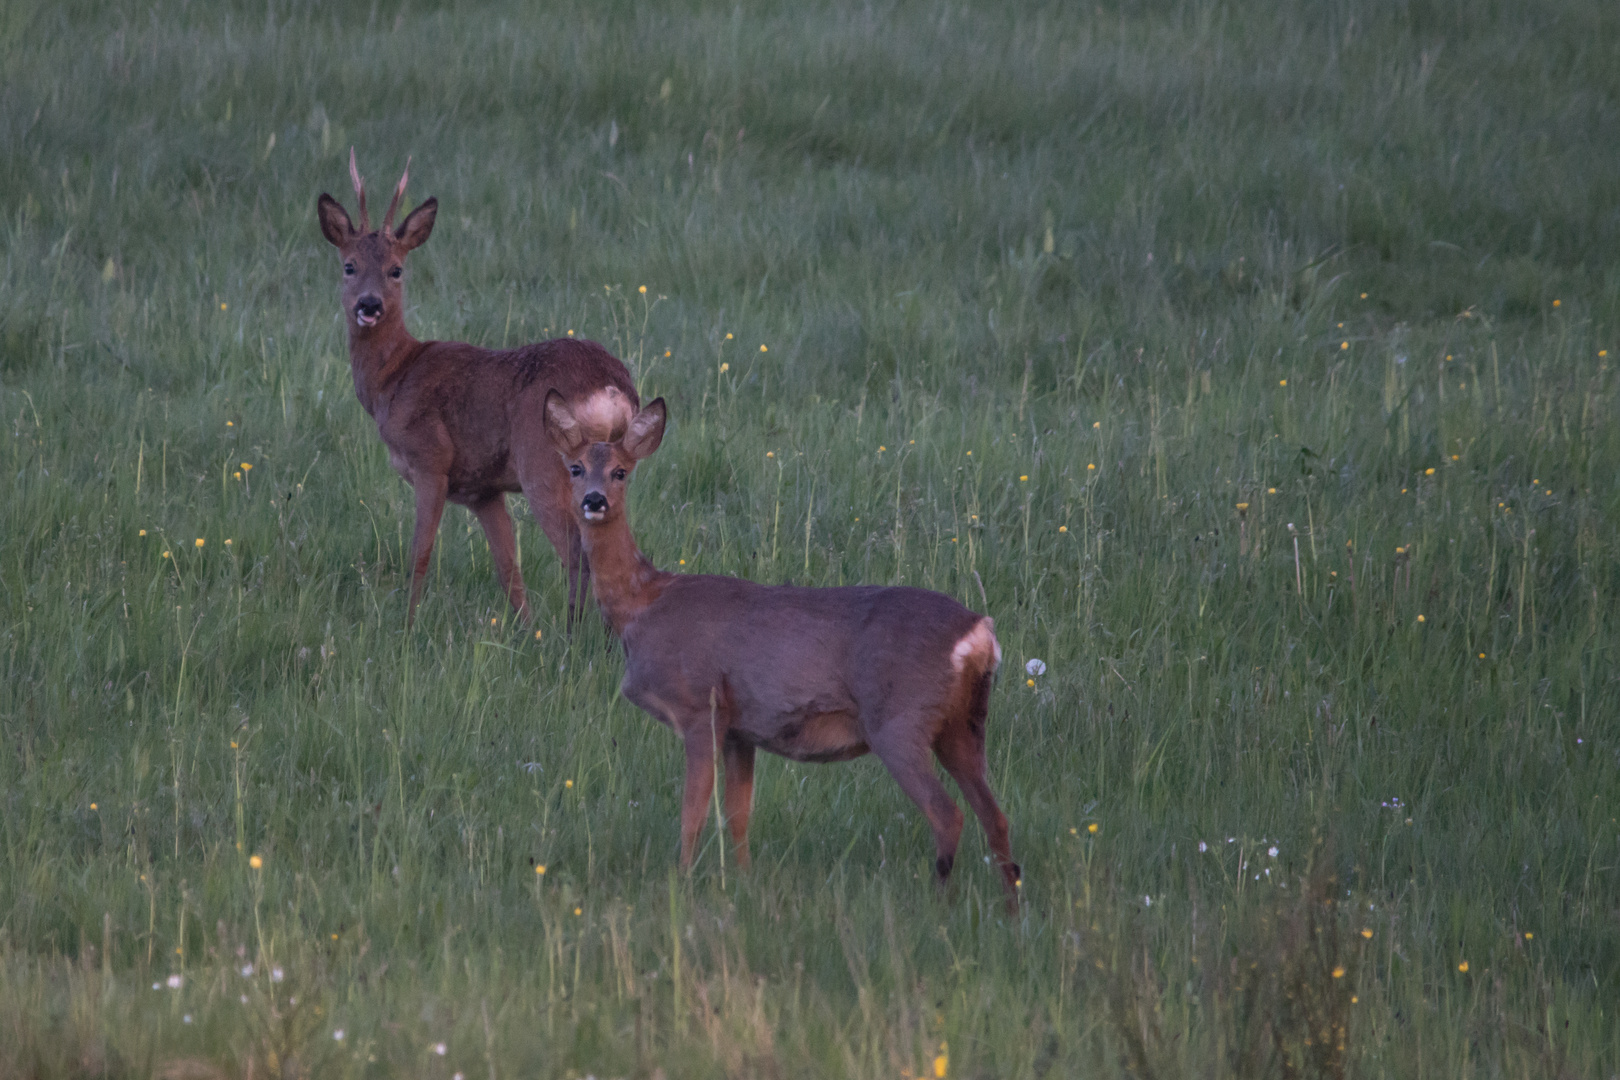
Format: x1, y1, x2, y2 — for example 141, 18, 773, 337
356, 296, 383, 318
581, 492, 609, 516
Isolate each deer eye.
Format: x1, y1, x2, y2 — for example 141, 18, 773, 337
612, 468, 628, 481
569, 464, 584, 478
388, 266, 402, 279
343, 262, 355, 276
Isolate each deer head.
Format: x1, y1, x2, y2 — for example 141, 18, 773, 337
544, 391, 666, 523
317, 149, 437, 331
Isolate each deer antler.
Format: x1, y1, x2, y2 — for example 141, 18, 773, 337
349, 147, 370, 233
383, 156, 412, 233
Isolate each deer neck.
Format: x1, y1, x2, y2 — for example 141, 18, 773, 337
576, 513, 670, 635
346, 314, 422, 416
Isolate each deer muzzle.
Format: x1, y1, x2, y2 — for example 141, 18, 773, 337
580, 491, 609, 521
354, 296, 384, 328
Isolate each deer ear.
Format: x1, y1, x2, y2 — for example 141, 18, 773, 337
622, 398, 667, 461
544, 390, 587, 459
317, 194, 354, 246
395, 197, 437, 251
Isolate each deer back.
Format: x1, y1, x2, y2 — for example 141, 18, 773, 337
619, 578, 990, 756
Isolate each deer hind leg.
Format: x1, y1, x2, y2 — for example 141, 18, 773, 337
522, 490, 587, 629
472, 495, 530, 621
564, 523, 592, 630
871, 725, 965, 883
934, 723, 1020, 903
527, 487, 593, 631
722, 738, 756, 870
406, 475, 449, 627
515, 445, 595, 630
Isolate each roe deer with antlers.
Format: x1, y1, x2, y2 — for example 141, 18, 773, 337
317, 150, 638, 626
543, 393, 1021, 906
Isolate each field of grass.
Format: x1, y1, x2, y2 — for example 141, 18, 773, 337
2, 0, 1618, 1076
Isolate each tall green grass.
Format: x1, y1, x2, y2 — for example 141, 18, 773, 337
1, 0, 1616, 1075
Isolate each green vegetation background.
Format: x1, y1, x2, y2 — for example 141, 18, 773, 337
1, 0, 1616, 1076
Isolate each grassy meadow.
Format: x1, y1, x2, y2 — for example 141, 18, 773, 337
3, 0, 1619, 1075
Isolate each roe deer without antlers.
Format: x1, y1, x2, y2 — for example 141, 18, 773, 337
316, 150, 638, 627
543, 392, 1021, 906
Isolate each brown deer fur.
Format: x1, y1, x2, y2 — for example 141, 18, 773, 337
317, 150, 637, 626
543, 392, 1021, 904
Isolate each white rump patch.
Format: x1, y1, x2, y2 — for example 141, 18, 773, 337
950, 618, 1001, 674
572, 386, 634, 442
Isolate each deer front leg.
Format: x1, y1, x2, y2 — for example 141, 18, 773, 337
472, 495, 530, 621
406, 475, 449, 627
678, 726, 718, 871
722, 738, 756, 870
